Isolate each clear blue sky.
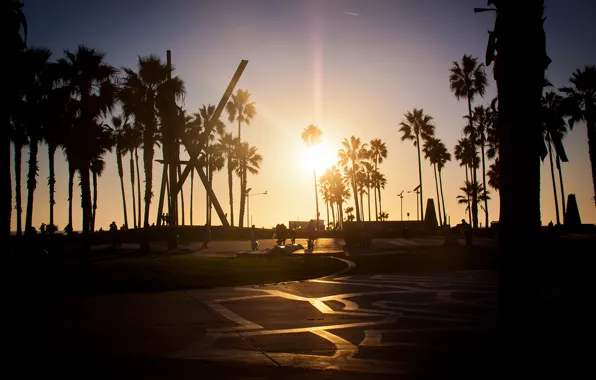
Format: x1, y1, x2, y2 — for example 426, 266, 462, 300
14, 0, 596, 231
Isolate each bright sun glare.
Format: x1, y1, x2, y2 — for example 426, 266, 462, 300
302, 144, 336, 173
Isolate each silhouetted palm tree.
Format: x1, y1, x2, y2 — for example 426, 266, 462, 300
371, 169, 387, 219
121, 122, 142, 229
6, 0, 28, 235
487, 159, 500, 192
369, 139, 388, 221
468, 105, 494, 227
57, 45, 117, 240
196, 104, 226, 225
90, 157, 105, 232
327, 165, 348, 229
450, 54, 487, 228
235, 142, 263, 227
436, 140, 451, 225
226, 89, 256, 142
362, 161, 375, 221
22, 47, 52, 234
10, 108, 28, 236
108, 115, 130, 229
399, 109, 435, 221
423, 137, 444, 225
378, 211, 389, 221
457, 181, 490, 216
319, 172, 331, 229
541, 91, 569, 224
120, 55, 184, 238
301, 125, 323, 228
219, 132, 239, 226
338, 136, 367, 223
454, 137, 479, 224
560, 65, 596, 205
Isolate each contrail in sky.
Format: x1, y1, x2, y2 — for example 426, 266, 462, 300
346, 12, 360, 16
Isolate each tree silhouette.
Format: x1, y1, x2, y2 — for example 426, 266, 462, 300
560, 65, 596, 205
338, 136, 367, 223
226, 89, 256, 227
423, 137, 445, 225
541, 91, 569, 224
449, 54, 487, 228
457, 180, 490, 215
369, 138, 388, 221
468, 105, 495, 227
301, 124, 323, 229
10, 102, 28, 236
91, 156, 106, 231
6, 0, 28, 236
120, 55, 184, 241
57, 45, 117, 241
219, 132, 239, 226
399, 108, 435, 221
108, 115, 130, 229
487, 159, 500, 192
235, 142, 263, 227
454, 137, 478, 225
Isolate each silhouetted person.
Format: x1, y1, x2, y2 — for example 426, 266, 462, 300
40, 223, 46, 237
64, 223, 73, 235
250, 225, 258, 250
458, 219, 472, 247
307, 220, 316, 249
109, 221, 119, 248
289, 228, 296, 244
202, 224, 211, 249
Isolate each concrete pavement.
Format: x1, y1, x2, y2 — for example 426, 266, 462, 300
29, 266, 497, 377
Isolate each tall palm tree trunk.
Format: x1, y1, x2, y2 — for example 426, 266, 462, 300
467, 98, 479, 228
587, 113, 596, 206
142, 141, 152, 229
208, 169, 214, 225
8, 137, 11, 237
25, 139, 39, 233
68, 161, 75, 230
117, 152, 128, 229
415, 134, 424, 220
433, 163, 442, 225
135, 147, 142, 228
14, 141, 23, 236
359, 191, 364, 221
480, 138, 489, 227
465, 166, 472, 225
378, 187, 383, 220
439, 168, 448, 225
227, 158, 234, 227
325, 199, 330, 230
91, 170, 98, 232
178, 165, 185, 225
190, 169, 194, 225
555, 154, 566, 221
547, 138, 561, 224
205, 153, 209, 225
238, 166, 247, 227
351, 166, 361, 222
374, 167, 379, 220
313, 168, 320, 229
129, 152, 137, 229
80, 164, 92, 243
48, 143, 57, 229
330, 198, 336, 228
367, 184, 371, 221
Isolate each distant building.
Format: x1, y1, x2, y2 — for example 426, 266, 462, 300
288, 220, 325, 230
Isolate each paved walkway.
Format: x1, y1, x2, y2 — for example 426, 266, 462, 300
30, 265, 496, 377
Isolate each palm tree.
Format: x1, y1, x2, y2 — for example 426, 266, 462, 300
371, 169, 387, 219
57, 45, 117, 240
399, 109, 435, 220
454, 137, 478, 225
6, 0, 28, 236
436, 140, 451, 225
369, 139, 388, 221
122, 122, 142, 229
90, 157, 105, 232
423, 137, 444, 226
319, 172, 331, 229
197, 104, 226, 225
327, 165, 348, 229
457, 180, 490, 216
226, 89, 256, 142
378, 211, 389, 221
541, 91, 569, 224
560, 65, 596, 205
235, 142, 263, 227
362, 161, 375, 221
338, 136, 367, 223
219, 132, 239, 226
120, 55, 184, 239
468, 105, 494, 227
10, 109, 28, 236
301, 125, 323, 228
449, 54, 487, 228
108, 115, 130, 229
21, 47, 52, 234
487, 159, 500, 192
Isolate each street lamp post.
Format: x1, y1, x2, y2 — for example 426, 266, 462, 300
397, 191, 404, 221
246, 189, 267, 227
408, 185, 421, 221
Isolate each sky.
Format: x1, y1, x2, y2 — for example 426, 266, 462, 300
11, 0, 596, 232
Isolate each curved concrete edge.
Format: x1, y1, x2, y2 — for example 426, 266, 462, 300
316, 257, 356, 280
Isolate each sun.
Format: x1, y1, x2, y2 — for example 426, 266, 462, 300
302, 143, 336, 173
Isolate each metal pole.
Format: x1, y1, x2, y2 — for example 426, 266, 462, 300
247, 193, 250, 228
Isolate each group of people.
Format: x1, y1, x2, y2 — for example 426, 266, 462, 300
273, 223, 292, 245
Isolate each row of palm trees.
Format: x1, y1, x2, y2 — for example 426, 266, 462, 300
8, 40, 263, 239
302, 126, 390, 229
